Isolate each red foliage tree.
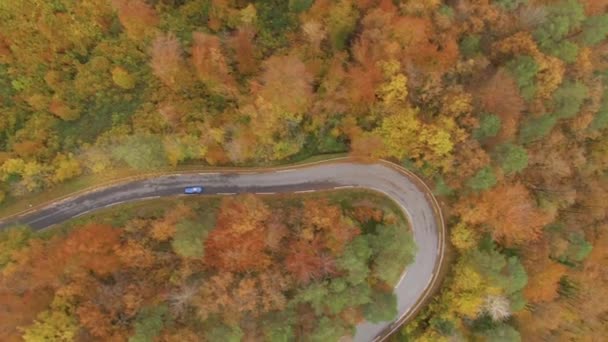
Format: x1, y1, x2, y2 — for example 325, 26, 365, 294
191, 32, 235, 93
476, 69, 525, 141
112, 0, 158, 40
150, 33, 187, 88
230, 26, 257, 75
284, 240, 325, 284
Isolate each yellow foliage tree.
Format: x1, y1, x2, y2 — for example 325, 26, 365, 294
0, 158, 26, 180
376, 107, 422, 160
377, 60, 408, 106
376, 107, 454, 169
50, 154, 82, 184
450, 222, 479, 251
20, 296, 78, 342
449, 264, 485, 319
111, 67, 136, 89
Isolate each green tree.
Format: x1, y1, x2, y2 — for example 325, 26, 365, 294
295, 282, 329, 314
112, 135, 168, 170
579, 15, 608, 46
310, 317, 351, 342
468, 246, 528, 296
474, 114, 502, 140
327, 0, 359, 51
369, 224, 417, 285
500, 257, 528, 295
466, 167, 497, 191
206, 323, 243, 342
533, 0, 585, 61
460, 35, 481, 59
336, 235, 372, 285
325, 282, 372, 314
493, 0, 527, 11
589, 88, 608, 131
552, 232, 593, 266
552, 81, 588, 119
364, 291, 398, 323
546, 40, 580, 63
171, 219, 209, 258
480, 323, 521, 342
518, 115, 557, 144
254, 0, 297, 52
129, 305, 168, 342
434, 176, 455, 197
0, 225, 32, 269
506, 56, 538, 101
263, 312, 296, 342
494, 143, 528, 175
288, 0, 314, 13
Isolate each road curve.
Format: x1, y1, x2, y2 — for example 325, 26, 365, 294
0, 159, 444, 342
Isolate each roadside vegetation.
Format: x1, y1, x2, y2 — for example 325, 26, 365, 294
0, 0, 607, 341
0, 190, 416, 341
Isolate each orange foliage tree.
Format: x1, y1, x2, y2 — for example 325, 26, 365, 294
303, 198, 360, 254
456, 183, 554, 246
258, 54, 314, 115
204, 195, 271, 272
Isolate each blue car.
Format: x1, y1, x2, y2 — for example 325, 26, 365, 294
184, 186, 204, 194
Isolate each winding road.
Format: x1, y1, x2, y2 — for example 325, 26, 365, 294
0, 159, 444, 342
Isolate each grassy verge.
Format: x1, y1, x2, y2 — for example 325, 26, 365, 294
0, 152, 348, 219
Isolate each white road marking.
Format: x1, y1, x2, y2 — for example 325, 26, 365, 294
141, 195, 161, 200
28, 210, 63, 224
333, 185, 354, 189
200, 172, 219, 175
425, 273, 434, 288
295, 190, 315, 193
102, 200, 129, 208
255, 192, 275, 195
217, 192, 236, 195
74, 209, 94, 218
396, 270, 409, 285
276, 169, 294, 173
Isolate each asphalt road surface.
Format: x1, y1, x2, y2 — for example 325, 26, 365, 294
0, 160, 444, 342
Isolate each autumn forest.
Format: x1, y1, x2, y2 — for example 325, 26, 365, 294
0, 0, 608, 341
